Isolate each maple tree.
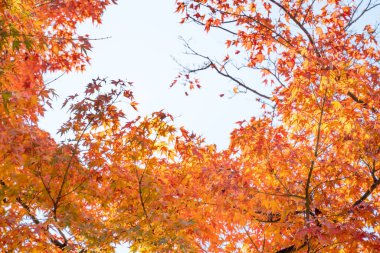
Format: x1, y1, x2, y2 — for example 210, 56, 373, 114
0, 0, 214, 251
0, 0, 120, 251
1, 0, 380, 252
173, 0, 380, 252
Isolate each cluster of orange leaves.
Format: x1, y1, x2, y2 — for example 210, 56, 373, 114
0, 0, 380, 252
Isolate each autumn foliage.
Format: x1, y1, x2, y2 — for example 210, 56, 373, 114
1, 0, 380, 252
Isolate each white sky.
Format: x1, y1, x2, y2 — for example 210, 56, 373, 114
40, 1, 262, 252
38, 1, 380, 252
41, 0, 262, 150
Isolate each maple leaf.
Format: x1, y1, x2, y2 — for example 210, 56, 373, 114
130, 101, 139, 111
2, 0, 380, 252
174, 0, 380, 252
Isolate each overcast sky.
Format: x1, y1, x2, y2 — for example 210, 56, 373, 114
40, 1, 262, 251
41, 0, 262, 150
38, 1, 380, 252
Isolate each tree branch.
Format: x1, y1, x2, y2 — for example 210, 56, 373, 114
305, 90, 327, 221
268, 0, 321, 58
347, 91, 377, 113
345, 0, 380, 30
181, 40, 272, 100
352, 178, 380, 207
243, 227, 261, 252
277, 242, 307, 253
16, 196, 68, 249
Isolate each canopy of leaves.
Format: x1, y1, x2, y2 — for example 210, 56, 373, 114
0, 0, 379, 252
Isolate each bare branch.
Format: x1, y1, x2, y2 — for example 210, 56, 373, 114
345, 0, 380, 30
181, 39, 272, 100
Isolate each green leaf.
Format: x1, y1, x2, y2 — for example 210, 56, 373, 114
23, 36, 33, 50
12, 39, 20, 50
2, 91, 12, 113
